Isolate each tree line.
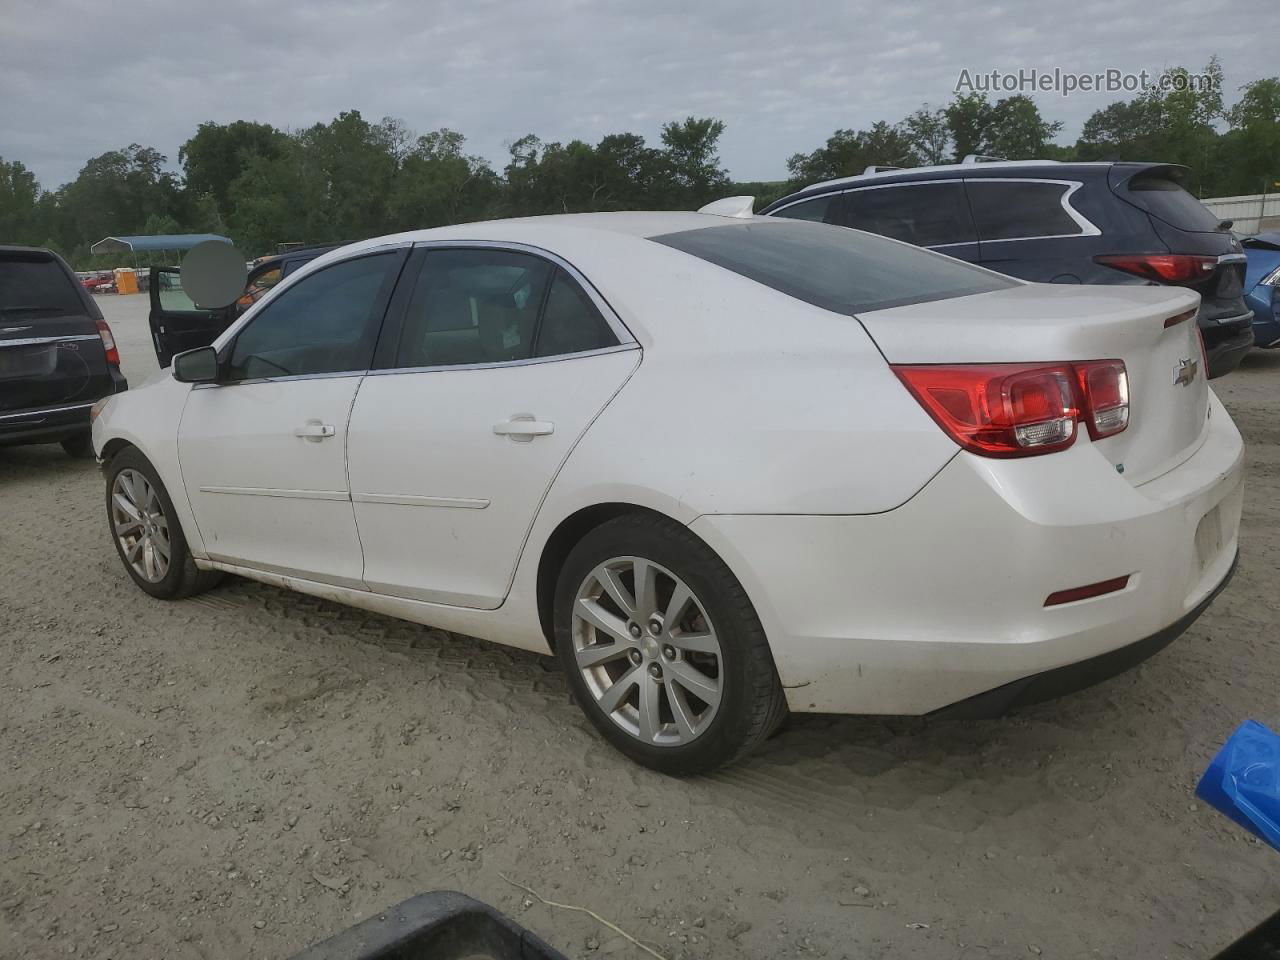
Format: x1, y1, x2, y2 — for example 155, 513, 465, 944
1, 58, 1276, 268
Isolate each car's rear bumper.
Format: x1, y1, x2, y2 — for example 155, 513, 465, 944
690, 392, 1245, 715
0, 374, 127, 447
1202, 314, 1255, 376
929, 549, 1237, 719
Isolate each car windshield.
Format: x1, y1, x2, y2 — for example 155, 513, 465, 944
651, 219, 1016, 314
0, 253, 84, 317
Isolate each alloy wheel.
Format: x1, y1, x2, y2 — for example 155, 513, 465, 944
110, 468, 171, 583
571, 556, 723, 746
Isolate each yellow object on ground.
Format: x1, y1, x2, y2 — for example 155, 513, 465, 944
114, 268, 139, 295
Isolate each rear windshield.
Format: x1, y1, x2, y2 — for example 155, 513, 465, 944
1124, 173, 1223, 233
651, 220, 1016, 314
0, 253, 84, 317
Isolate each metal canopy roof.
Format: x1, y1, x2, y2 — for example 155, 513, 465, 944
90, 234, 231, 255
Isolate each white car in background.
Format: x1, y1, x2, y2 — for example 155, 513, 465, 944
91, 211, 1244, 774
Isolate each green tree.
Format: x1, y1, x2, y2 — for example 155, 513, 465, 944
389, 128, 501, 229
903, 106, 950, 165
985, 96, 1063, 159
0, 156, 43, 244
945, 93, 993, 161
179, 120, 289, 220
657, 117, 730, 205
1219, 77, 1280, 196
786, 121, 918, 184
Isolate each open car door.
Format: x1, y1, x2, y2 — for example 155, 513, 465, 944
148, 266, 229, 368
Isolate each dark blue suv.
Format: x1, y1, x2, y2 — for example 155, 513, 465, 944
760, 160, 1254, 378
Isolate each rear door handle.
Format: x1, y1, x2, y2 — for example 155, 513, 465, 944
294, 421, 336, 441
494, 416, 554, 441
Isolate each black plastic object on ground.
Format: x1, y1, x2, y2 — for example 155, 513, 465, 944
288, 891, 569, 960
1212, 909, 1280, 959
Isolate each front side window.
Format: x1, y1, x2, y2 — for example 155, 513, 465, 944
967, 181, 1084, 241
652, 220, 1016, 315
770, 194, 836, 224
840, 182, 977, 247
226, 252, 395, 380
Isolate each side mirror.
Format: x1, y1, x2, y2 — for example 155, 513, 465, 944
172, 345, 219, 384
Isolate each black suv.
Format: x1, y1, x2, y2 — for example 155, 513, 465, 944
761, 160, 1254, 378
1, 245, 128, 456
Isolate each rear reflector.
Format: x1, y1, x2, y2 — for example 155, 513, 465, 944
96, 318, 120, 367
1164, 308, 1197, 328
893, 360, 1128, 458
1095, 253, 1218, 285
1045, 575, 1130, 607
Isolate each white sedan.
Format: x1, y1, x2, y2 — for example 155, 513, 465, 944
92, 211, 1244, 774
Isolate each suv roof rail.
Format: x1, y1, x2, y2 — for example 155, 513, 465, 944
961, 154, 1007, 164
862, 165, 904, 175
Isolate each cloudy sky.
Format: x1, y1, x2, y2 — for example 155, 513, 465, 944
0, 0, 1270, 189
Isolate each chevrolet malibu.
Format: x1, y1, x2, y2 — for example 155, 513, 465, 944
91, 212, 1244, 774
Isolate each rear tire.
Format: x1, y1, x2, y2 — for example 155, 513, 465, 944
61, 432, 94, 459
104, 447, 223, 600
553, 512, 787, 775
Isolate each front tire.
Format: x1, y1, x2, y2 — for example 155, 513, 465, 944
554, 513, 787, 775
105, 447, 222, 600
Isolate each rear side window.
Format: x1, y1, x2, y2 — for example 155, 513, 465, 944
840, 182, 977, 247
652, 220, 1016, 314
395, 249, 553, 368
1124, 173, 1223, 233
0, 254, 84, 318
770, 195, 836, 223
967, 181, 1084, 241
534, 270, 618, 357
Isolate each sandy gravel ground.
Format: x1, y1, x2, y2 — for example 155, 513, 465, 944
2, 293, 1278, 960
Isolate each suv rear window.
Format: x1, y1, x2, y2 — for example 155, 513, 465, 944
651, 220, 1016, 314
966, 181, 1085, 241
0, 253, 84, 318
1124, 173, 1223, 233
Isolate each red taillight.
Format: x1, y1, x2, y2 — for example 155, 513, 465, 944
893, 363, 1080, 458
1074, 360, 1129, 440
894, 360, 1129, 458
1095, 253, 1217, 285
95, 318, 120, 367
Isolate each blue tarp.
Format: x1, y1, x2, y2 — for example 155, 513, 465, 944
90, 234, 231, 255
1198, 719, 1280, 852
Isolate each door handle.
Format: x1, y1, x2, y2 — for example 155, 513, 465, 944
293, 422, 336, 441
493, 416, 554, 441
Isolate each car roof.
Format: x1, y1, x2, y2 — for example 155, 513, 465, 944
306, 211, 773, 266
0, 243, 57, 256
761, 159, 1188, 212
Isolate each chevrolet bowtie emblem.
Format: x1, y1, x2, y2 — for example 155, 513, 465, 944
1174, 357, 1198, 386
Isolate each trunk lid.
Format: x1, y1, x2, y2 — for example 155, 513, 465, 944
858, 283, 1208, 485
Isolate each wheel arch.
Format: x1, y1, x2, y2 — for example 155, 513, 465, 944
535, 502, 683, 649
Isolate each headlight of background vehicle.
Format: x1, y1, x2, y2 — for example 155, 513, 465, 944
90, 396, 112, 423
1262, 264, 1280, 287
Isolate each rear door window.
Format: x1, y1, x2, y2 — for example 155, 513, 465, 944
967, 181, 1085, 241
0, 253, 84, 319
651, 220, 1016, 314
1123, 173, 1224, 233
840, 182, 977, 247
393, 249, 554, 368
